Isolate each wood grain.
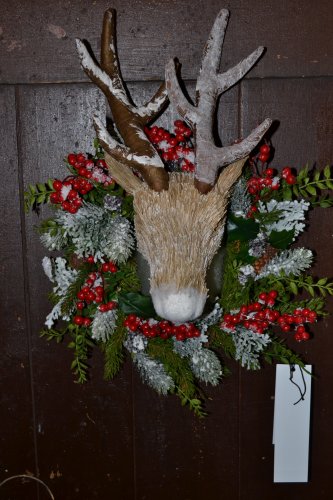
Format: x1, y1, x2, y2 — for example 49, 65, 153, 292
0, 0, 332, 84
0, 86, 37, 488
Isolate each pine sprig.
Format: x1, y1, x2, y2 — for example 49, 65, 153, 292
102, 315, 127, 380
264, 338, 305, 368
60, 264, 91, 315
40, 327, 65, 343
277, 297, 327, 316
208, 325, 236, 358
68, 324, 95, 383
147, 338, 205, 416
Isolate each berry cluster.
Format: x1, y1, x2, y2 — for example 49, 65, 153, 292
145, 120, 195, 172
221, 290, 316, 342
76, 272, 105, 306
281, 166, 297, 185
67, 153, 114, 186
50, 177, 93, 213
124, 314, 201, 341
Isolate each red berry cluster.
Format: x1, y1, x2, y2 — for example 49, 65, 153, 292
281, 166, 297, 185
124, 314, 201, 341
76, 272, 105, 306
221, 290, 316, 342
145, 120, 195, 172
50, 177, 93, 213
67, 153, 114, 186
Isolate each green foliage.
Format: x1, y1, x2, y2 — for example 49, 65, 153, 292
269, 273, 333, 298
277, 297, 327, 316
264, 338, 305, 368
268, 229, 295, 249
147, 338, 205, 417
285, 164, 333, 206
104, 259, 141, 296
60, 265, 91, 315
118, 292, 156, 318
102, 314, 127, 380
209, 325, 236, 357
24, 179, 55, 212
227, 213, 260, 242
220, 242, 251, 311
40, 327, 65, 343
68, 324, 95, 383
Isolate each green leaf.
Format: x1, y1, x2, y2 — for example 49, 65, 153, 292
268, 229, 295, 250
118, 292, 156, 318
227, 214, 260, 242
37, 183, 46, 192
324, 165, 331, 179
283, 186, 293, 200
306, 185, 316, 195
47, 178, 55, 189
289, 281, 298, 295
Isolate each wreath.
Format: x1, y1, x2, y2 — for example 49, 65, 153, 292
25, 8, 333, 416
25, 129, 333, 417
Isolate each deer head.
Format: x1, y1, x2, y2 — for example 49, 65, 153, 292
76, 8, 272, 323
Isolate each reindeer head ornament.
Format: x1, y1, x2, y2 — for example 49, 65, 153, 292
76, 9, 272, 323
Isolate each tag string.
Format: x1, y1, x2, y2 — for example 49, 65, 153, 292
289, 364, 307, 405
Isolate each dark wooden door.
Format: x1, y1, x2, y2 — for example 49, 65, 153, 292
1, 1, 332, 499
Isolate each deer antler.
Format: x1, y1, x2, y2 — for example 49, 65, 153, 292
166, 9, 272, 193
76, 8, 169, 191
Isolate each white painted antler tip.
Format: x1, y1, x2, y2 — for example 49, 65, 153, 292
75, 38, 87, 58
217, 8, 230, 19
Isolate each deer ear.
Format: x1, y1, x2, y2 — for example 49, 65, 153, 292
215, 157, 248, 196
104, 153, 143, 195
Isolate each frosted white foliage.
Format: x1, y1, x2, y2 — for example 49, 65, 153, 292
230, 177, 251, 216
40, 229, 68, 251
57, 203, 134, 263
248, 232, 267, 258
43, 257, 78, 296
124, 332, 148, 354
133, 352, 175, 395
256, 248, 313, 279
196, 302, 223, 334
91, 309, 118, 342
238, 264, 256, 285
230, 328, 271, 370
258, 199, 310, 238
190, 349, 222, 385
173, 336, 206, 358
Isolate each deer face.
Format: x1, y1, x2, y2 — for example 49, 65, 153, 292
76, 8, 271, 322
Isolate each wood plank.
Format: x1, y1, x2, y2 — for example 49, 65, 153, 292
239, 77, 333, 499
0, 86, 37, 488
133, 87, 241, 500
18, 83, 135, 499
0, 0, 332, 84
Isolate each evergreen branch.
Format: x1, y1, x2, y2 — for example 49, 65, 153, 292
40, 327, 65, 343
147, 338, 203, 414
208, 325, 236, 358
101, 315, 127, 380
60, 264, 91, 315
277, 297, 327, 316
220, 241, 250, 311
263, 338, 305, 368
68, 324, 95, 383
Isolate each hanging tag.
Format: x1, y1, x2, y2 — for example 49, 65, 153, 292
273, 364, 312, 483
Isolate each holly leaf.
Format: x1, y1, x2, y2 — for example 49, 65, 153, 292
268, 229, 294, 249
227, 214, 260, 242
235, 241, 256, 264
118, 292, 156, 318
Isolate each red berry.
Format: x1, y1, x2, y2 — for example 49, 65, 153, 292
101, 263, 110, 273
282, 324, 291, 332
98, 304, 109, 313
68, 154, 77, 166
263, 168, 275, 178
259, 144, 270, 155
77, 301, 85, 310
73, 315, 84, 325
281, 167, 292, 178
258, 153, 269, 163
68, 205, 78, 214
296, 325, 306, 334
294, 332, 302, 342
83, 317, 91, 327
50, 192, 60, 204
86, 255, 95, 264
53, 180, 63, 191
109, 264, 117, 273
67, 189, 78, 201
258, 292, 268, 302
77, 290, 86, 300
61, 201, 71, 211
301, 331, 310, 341
285, 175, 296, 185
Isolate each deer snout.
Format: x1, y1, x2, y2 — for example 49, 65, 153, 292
151, 285, 206, 323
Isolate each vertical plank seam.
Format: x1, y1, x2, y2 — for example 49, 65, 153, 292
238, 81, 242, 500
15, 85, 40, 499
131, 365, 137, 500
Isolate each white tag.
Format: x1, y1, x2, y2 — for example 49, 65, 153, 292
273, 364, 312, 483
